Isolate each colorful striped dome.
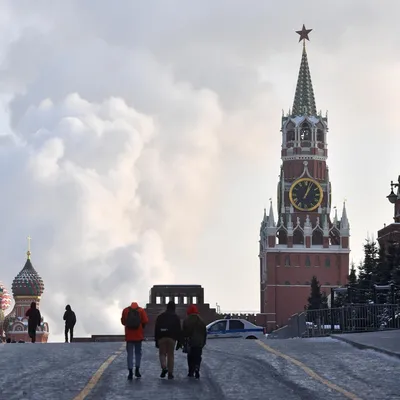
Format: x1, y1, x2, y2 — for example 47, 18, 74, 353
0, 282, 12, 311
11, 256, 44, 297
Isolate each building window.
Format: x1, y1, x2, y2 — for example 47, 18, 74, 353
300, 123, 311, 141
329, 229, 340, 245
156, 296, 161, 304
317, 129, 324, 142
293, 229, 304, 245
285, 255, 291, 267
276, 229, 288, 245
287, 130, 295, 141
192, 296, 197, 304
183, 296, 188, 304
305, 256, 311, 267
312, 229, 323, 245
325, 257, 330, 267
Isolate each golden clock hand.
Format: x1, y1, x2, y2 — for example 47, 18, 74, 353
304, 184, 312, 199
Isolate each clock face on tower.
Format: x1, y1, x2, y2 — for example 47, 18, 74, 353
289, 177, 323, 212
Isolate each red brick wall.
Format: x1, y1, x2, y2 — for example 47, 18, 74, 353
262, 251, 349, 327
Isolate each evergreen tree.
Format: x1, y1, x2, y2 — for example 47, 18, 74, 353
348, 262, 358, 286
347, 262, 359, 303
357, 239, 379, 303
321, 291, 329, 309
307, 276, 323, 310
375, 245, 393, 285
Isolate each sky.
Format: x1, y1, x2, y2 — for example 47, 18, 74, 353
0, 1, 399, 342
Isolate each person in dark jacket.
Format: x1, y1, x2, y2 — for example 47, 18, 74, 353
25, 302, 41, 343
63, 304, 77, 343
154, 301, 183, 379
182, 304, 207, 379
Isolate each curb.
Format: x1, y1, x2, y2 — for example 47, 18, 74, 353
331, 335, 400, 360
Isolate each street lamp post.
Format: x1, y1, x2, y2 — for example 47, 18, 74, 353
386, 175, 400, 222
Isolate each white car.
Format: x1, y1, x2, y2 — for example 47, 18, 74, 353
206, 318, 266, 339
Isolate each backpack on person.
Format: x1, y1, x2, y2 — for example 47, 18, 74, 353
126, 307, 141, 329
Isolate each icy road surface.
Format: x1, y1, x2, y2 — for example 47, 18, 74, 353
0, 337, 399, 399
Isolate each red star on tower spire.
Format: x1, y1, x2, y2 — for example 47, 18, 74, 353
296, 24, 313, 42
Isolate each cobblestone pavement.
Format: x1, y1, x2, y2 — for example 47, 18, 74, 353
1, 337, 399, 400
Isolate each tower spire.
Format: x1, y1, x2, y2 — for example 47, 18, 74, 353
341, 200, 349, 231
267, 199, 275, 228
27, 235, 31, 259
292, 25, 317, 116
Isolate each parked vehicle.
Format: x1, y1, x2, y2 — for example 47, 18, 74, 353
206, 317, 266, 339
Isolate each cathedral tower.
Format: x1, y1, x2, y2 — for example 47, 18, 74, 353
259, 26, 350, 330
3, 238, 49, 342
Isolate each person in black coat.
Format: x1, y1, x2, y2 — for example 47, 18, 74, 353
63, 304, 76, 343
25, 302, 41, 343
154, 301, 183, 379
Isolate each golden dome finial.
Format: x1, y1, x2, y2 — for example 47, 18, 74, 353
27, 235, 32, 259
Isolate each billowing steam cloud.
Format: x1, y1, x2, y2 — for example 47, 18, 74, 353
0, 1, 399, 340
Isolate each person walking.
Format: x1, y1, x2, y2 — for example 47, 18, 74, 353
121, 301, 149, 381
25, 302, 42, 343
154, 301, 182, 379
63, 305, 76, 343
182, 304, 207, 379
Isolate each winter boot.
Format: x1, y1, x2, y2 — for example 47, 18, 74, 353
195, 369, 200, 379
135, 367, 141, 378
127, 369, 133, 381
160, 368, 168, 378
168, 373, 174, 380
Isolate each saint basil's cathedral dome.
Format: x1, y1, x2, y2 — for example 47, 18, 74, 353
0, 282, 12, 311
11, 251, 45, 297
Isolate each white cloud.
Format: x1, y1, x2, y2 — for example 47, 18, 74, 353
0, 1, 399, 340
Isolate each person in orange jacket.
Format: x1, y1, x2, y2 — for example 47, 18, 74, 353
121, 302, 149, 380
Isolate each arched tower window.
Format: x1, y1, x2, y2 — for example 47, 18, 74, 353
312, 228, 323, 245
300, 122, 311, 141
286, 121, 295, 142
329, 228, 340, 246
293, 228, 304, 245
276, 228, 288, 245
316, 129, 324, 142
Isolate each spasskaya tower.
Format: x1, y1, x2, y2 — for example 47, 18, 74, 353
259, 25, 350, 330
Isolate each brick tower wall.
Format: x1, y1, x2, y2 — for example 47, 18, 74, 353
263, 251, 349, 328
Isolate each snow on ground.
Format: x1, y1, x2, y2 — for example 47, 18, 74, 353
1, 338, 399, 399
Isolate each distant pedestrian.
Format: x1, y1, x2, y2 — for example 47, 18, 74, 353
121, 302, 149, 381
63, 305, 77, 343
154, 301, 183, 379
25, 302, 41, 343
182, 304, 207, 379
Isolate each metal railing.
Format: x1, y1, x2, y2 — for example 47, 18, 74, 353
303, 304, 400, 337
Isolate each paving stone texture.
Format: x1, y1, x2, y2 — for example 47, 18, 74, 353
1, 336, 399, 399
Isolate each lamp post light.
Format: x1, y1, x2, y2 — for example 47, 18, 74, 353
386, 175, 400, 204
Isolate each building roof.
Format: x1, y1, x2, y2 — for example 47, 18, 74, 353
11, 254, 44, 297
292, 43, 317, 116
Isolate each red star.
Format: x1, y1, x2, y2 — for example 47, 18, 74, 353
296, 24, 313, 42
